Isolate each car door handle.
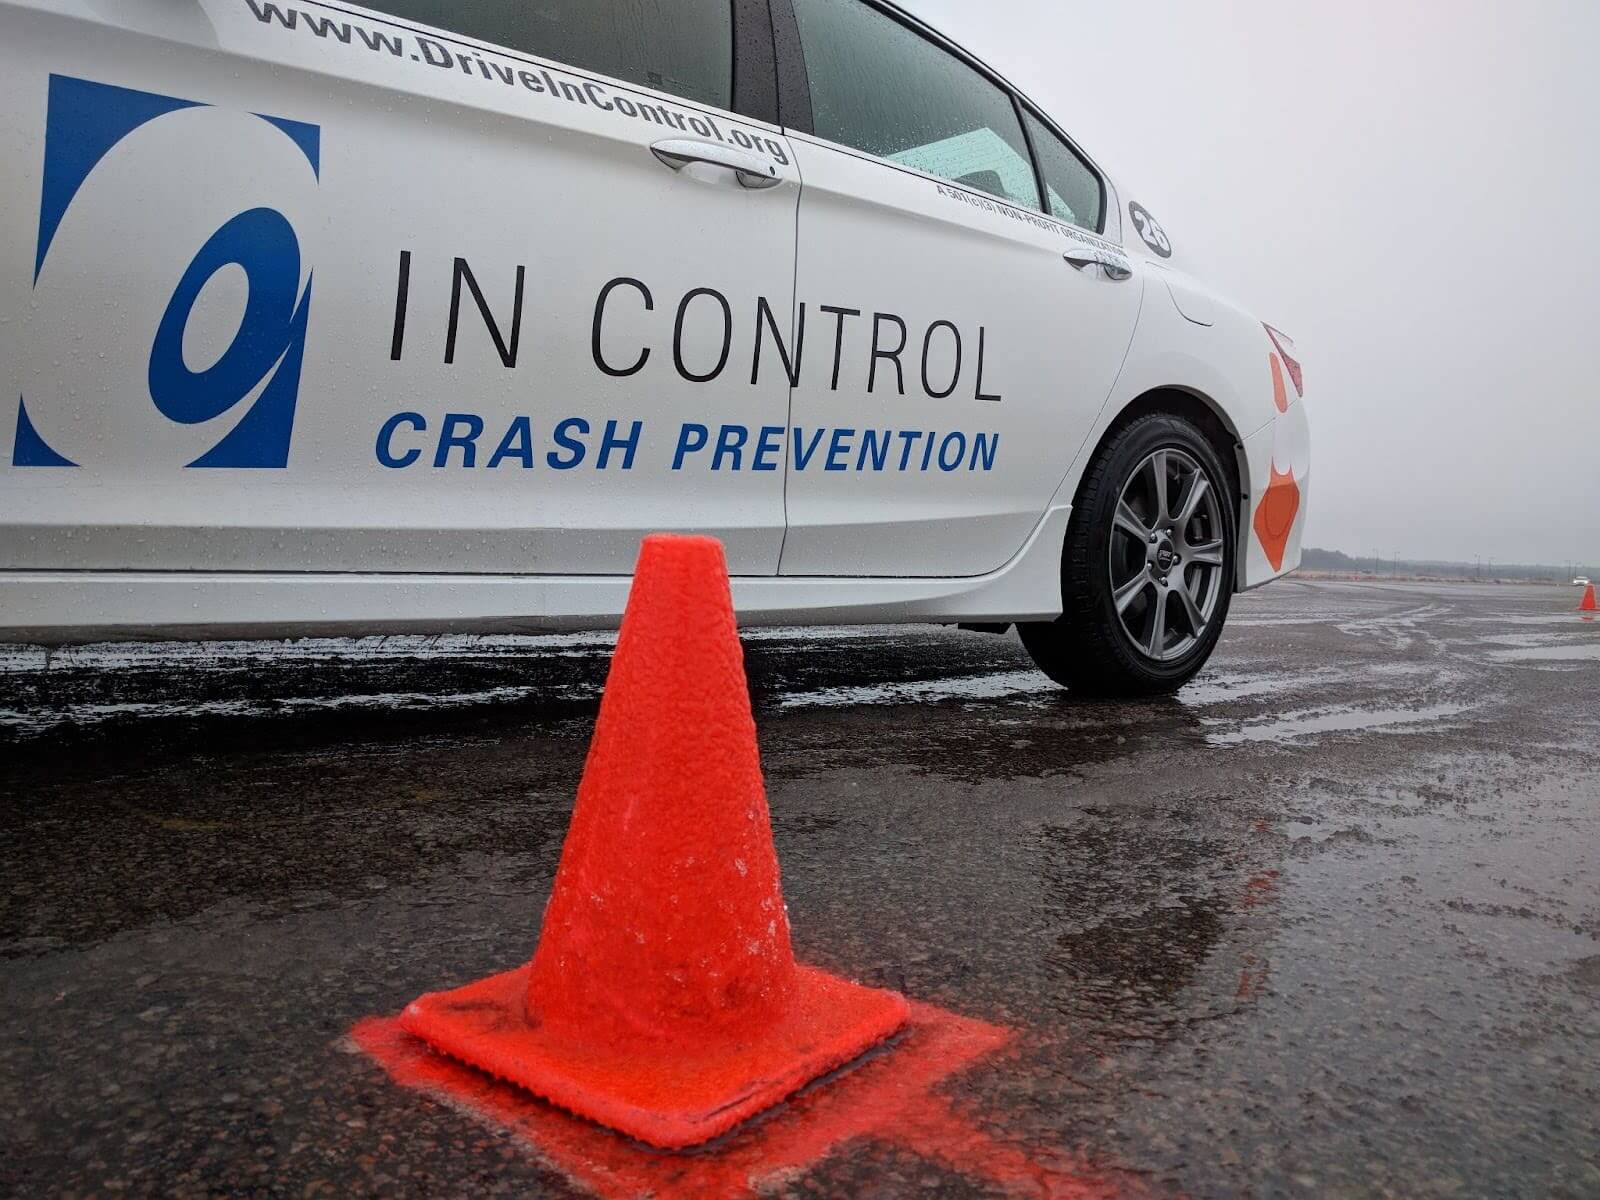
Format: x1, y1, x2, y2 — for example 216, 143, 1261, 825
650, 138, 782, 189
1063, 249, 1133, 281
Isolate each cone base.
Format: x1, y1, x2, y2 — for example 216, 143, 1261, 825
399, 964, 909, 1149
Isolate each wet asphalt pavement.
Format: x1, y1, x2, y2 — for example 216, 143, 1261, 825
3, 579, 1598, 1199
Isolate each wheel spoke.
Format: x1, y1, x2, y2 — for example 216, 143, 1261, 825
1148, 451, 1170, 522
1175, 577, 1206, 634
1145, 586, 1169, 656
1187, 539, 1225, 566
1174, 474, 1210, 528
1114, 569, 1153, 615
1114, 500, 1151, 542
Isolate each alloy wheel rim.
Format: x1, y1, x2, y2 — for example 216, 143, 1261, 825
1108, 447, 1226, 663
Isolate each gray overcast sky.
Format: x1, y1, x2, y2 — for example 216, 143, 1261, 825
904, 0, 1600, 566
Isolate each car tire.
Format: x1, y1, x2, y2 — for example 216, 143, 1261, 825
1019, 412, 1237, 696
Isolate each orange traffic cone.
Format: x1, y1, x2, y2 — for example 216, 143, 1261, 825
1580, 583, 1597, 612
400, 534, 907, 1149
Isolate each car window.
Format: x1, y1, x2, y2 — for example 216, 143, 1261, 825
1023, 111, 1102, 231
789, 0, 1039, 210
360, 0, 734, 110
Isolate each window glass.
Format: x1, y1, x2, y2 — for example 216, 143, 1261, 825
1023, 111, 1102, 231
361, 0, 733, 110
790, 0, 1039, 210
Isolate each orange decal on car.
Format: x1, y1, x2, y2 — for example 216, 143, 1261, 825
1253, 463, 1300, 571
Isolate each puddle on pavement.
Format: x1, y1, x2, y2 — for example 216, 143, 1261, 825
785, 660, 1366, 715
0, 631, 622, 674
1469, 631, 1568, 648
0, 626, 981, 740
1227, 614, 1361, 627
1360, 785, 1439, 811
1280, 819, 1346, 842
1487, 643, 1600, 663
0, 682, 607, 737
1176, 668, 1339, 707
1203, 701, 1476, 746
741, 624, 905, 642
773, 669, 1055, 710
1466, 613, 1599, 626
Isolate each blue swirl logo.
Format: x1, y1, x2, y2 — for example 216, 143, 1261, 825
14, 75, 319, 469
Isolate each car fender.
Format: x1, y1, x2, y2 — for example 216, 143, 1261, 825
1044, 261, 1307, 590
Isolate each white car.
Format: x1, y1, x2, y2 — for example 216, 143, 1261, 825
0, 0, 1309, 695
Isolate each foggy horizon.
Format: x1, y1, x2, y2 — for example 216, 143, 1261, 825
904, 0, 1600, 566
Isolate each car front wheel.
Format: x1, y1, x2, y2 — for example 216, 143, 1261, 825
1019, 412, 1237, 696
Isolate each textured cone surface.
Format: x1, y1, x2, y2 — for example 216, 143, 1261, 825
1582, 584, 1598, 612
526, 534, 796, 1043
398, 533, 907, 1147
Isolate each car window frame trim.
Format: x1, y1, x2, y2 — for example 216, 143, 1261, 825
1013, 92, 1052, 223
766, 0, 815, 132
769, 0, 1109, 235
732, 0, 782, 126
1014, 96, 1107, 236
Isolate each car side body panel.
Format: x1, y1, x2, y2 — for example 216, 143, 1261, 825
777, 130, 1145, 579
0, 0, 803, 577
0, 0, 1308, 643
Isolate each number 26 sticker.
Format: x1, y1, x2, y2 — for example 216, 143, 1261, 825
1128, 201, 1172, 258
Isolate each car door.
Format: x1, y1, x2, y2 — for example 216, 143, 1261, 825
0, 0, 797, 577
772, 0, 1144, 578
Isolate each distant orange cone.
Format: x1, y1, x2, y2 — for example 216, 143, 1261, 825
399, 534, 908, 1149
1580, 582, 1597, 612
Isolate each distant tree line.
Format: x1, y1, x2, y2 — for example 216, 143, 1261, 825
1301, 547, 1596, 583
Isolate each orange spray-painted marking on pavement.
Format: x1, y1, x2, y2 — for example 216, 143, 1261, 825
1239, 869, 1281, 910
353, 1001, 1131, 1199
1234, 868, 1281, 1000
